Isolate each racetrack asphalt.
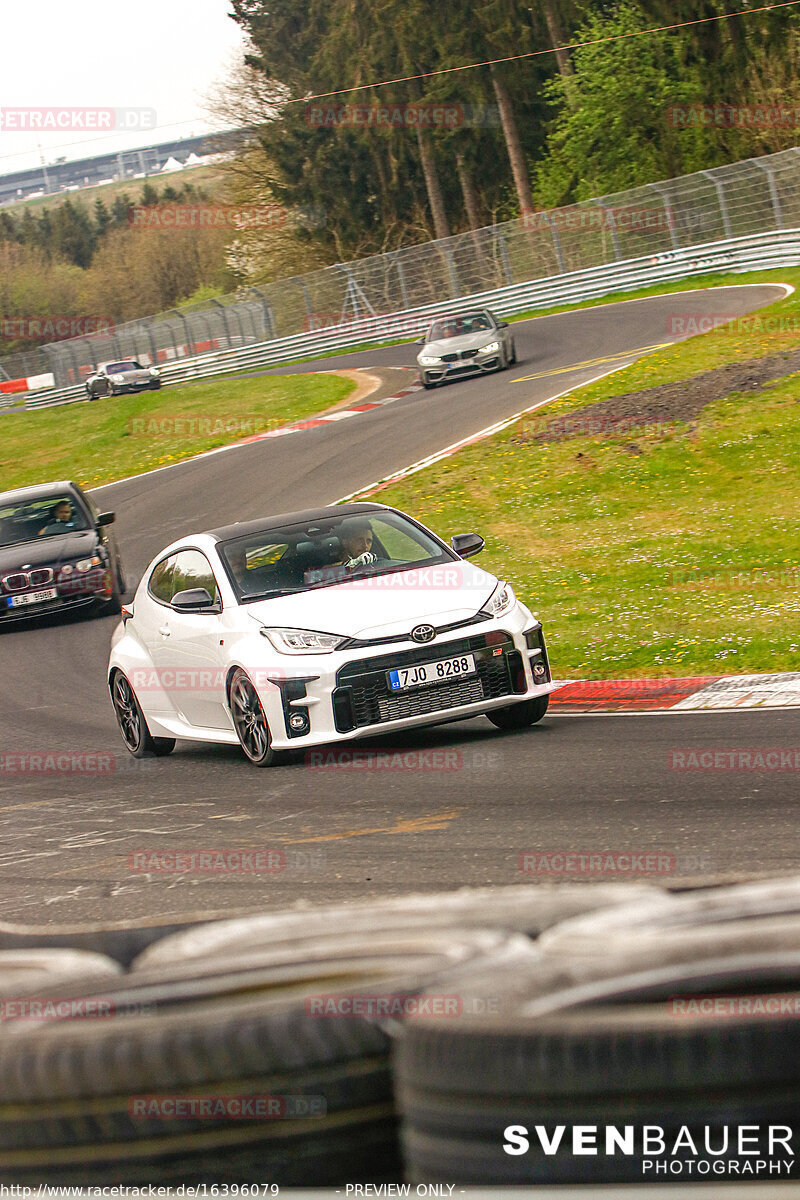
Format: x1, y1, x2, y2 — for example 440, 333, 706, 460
1, 283, 797, 926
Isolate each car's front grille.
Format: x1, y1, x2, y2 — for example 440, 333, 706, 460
333, 633, 518, 731
460, 349, 479, 359
441, 353, 459, 363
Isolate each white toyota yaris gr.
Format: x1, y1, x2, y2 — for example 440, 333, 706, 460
108, 503, 556, 766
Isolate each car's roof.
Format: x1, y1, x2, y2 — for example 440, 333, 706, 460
0, 480, 82, 506
207, 502, 390, 543
98, 360, 138, 368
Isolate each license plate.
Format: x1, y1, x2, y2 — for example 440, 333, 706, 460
387, 653, 477, 692
7, 589, 58, 608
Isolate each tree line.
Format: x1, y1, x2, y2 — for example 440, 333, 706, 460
2, 0, 799, 358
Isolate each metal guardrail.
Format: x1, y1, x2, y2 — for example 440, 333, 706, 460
4, 144, 800, 392
5, 228, 798, 414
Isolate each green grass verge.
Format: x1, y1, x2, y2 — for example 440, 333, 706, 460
0, 373, 354, 492
373, 268, 800, 679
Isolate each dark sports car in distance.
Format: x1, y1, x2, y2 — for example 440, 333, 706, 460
86, 360, 161, 399
0, 482, 125, 622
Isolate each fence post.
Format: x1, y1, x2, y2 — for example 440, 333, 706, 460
594, 201, 622, 260
210, 298, 233, 350
437, 240, 460, 298
701, 169, 733, 239
541, 213, 566, 273
395, 256, 410, 310
752, 158, 784, 230
648, 184, 680, 250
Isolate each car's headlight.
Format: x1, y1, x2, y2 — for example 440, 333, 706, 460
419, 355, 442, 365
110, 374, 125, 383
149, 368, 160, 377
478, 341, 501, 354
481, 581, 516, 618
261, 628, 346, 654
76, 556, 102, 572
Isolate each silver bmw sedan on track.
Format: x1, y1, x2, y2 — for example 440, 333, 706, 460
416, 309, 517, 389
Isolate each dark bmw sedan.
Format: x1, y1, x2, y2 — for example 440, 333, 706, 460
0, 482, 125, 622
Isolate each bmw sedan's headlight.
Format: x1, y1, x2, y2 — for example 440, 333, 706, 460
478, 341, 501, 354
149, 368, 160, 377
419, 355, 442, 365
261, 628, 346, 654
76, 556, 102, 572
481, 581, 516, 618
110, 374, 126, 384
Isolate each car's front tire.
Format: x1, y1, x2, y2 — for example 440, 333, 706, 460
509, 339, 517, 365
110, 670, 175, 758
487, 694, 549, 730
229, 667, 277, 767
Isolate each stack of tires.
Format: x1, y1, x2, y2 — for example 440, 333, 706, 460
394, 877, 800, 1184
4, 879, 800, 1186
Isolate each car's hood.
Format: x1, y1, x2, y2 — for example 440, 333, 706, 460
119, 369, 153, 382
0, 530, 98, 573
420, 331, 500, 357
245, 561, 500, 641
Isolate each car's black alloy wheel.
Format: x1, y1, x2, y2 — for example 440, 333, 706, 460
230, 668, 275, 766
111, 671, 175, 758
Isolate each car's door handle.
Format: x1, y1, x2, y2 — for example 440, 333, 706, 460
158, 626, 171, 638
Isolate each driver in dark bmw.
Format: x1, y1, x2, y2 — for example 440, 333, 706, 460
0, 481, 126, 622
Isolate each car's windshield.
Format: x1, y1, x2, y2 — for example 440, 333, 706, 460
219, 510, 453, 601
105, 361, 140, 373
0, 495, 90, 546
428, 312, 493, 340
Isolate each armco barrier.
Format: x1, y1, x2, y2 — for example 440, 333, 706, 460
10, 228, 800, 413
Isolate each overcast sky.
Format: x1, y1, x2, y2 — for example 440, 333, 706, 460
0, 0, 248, 174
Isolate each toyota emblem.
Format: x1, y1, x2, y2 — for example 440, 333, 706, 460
411, 624, 436, 644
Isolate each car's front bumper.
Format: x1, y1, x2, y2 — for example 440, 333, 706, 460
0, 569, 114, 621
250, 606, 553, 751
418, 353, 502, 383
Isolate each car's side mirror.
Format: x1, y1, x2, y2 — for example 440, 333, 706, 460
416, 337, 426, 345
451, 533, 485, 559
497, 320, 509, 328
96, 511, 116, 527
172, 588, 218, 613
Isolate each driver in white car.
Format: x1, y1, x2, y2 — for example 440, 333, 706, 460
333, 517, 379, 568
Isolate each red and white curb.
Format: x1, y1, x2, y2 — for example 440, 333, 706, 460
551, 672, 800, 713
92, 381, 422, 493
236, 382, 421, 444
0, 372, 55, 396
